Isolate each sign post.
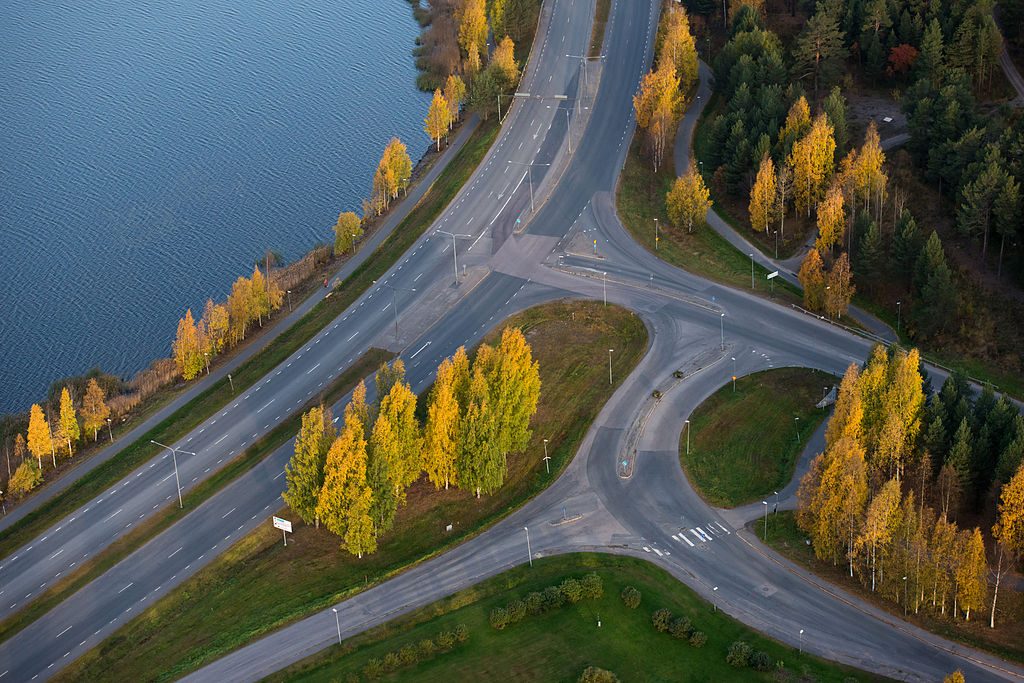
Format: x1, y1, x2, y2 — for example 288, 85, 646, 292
273, 516, 293, 546
766, 270, 779, 295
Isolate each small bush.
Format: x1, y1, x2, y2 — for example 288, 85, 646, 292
436, 631, 456, 649
726, 640, 753, 668
689, 631, 707, 648
526, 591, 545, 615
561, 578, 584, 603
382, 651, 402, 672
490, 606, 510, 630
454, 623, 469, 642
344, 673, 359, 683
751, 650, 772, 672
417, 638, 437, 659
620, 586, 642, 609
543, 585, 566, 610
652, 608, 674, 632
507, 598, 527, 623
581, 572, 604, 599
669, 616, 693, 640
362, 658, 384, 679
398, 644, 418, 666
578, 665, 621, 683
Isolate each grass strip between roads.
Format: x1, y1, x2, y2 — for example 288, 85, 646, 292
589, 0, 611, 57
756, 512, 1024, 666
57, 301, 649, 683
0, 349, 392, 647
267, 553, 882, 682
0, 120, 499, 563
617, 133, 803, 302
681, 368, 835, 508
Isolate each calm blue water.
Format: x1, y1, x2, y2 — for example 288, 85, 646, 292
0, 0, 429, 413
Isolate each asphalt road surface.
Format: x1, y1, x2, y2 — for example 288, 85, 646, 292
2, 0, 1023, 681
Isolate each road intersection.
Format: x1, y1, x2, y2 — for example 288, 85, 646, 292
2, 0, 1023, 680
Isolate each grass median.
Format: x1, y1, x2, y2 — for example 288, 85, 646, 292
0, 349, 391, 647
0, 120, 499, 562
681, 368, 835, 508
617, 133, 802, 302
755, 512, 1024, 665
268, 553, 882, 682
57, 300, 649, 682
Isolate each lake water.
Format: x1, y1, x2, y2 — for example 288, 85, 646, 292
0, 0, 429, 414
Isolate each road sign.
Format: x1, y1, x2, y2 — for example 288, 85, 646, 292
766, 271, 779, 280
273, 516, 292, 533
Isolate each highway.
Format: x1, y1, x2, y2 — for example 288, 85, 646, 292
2, 0, 1023, 680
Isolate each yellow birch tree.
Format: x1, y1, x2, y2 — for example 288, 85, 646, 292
425, 89, 451, 152
666, 161, 711, 232
56, 387, 80, 457
798, 248, 826, 312
173, 309, 204, 380
423, 356, 462, 489
80, 378, 110, 442
748, 154, 777, 232
316, 410, 376, 558
815, 183, 845, 256
27, 404, 53, 469
333, 211, 363, 256
444, 74, 467, 127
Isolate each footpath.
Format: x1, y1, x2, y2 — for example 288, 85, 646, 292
0, 117, 479, 533
674, 61, 896, 343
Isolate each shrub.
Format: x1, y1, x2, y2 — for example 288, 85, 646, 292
578, 665, 621, 682
542, 585, 566, 610
581, 572, 604, 599
417, 638, 437, 659
561, 578, 584, 603
382, 651, 401, 671
398, 644, 418, 665
526, 591, 545, 615
507, 598, 527, 623
726, 640, 753, 668
344, 673, 359, 683
363, 658, 384, 679
490, 607, 510, 630
689, 631, 707, 648
652, 608, 674, 632
454, 623, 469, 642
669, 616, 693, 640
436, 631, 456, 649
751, 651, 772, 672
620, 586, 642, 609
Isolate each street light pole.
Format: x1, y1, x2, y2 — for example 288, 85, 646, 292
684, 419, 690, 455
373, 280, 416, 342
542, 438, 550, 473
150, 440, 195, 509
203, 352, 210, 376
712, 585, 718, 611
719, 313, 725, 350
896, 300, 902, 334
731, 356, 736, 393
794, 416, 801, 443
227, 373, 234, 393
507, 161, 551, 213
774, 230, 778, 259
524, 526, 533, 567
332, 607, 342, 645
608, 348, 614, 385
106, 418, 114, 443
286, 289, 292, 312
436, 230, 471, 285
602, 271, 607, 306
762, 500, 768, 539
799, 629, 804, 653
750, 253, 754, 289
654, 218, 659, 250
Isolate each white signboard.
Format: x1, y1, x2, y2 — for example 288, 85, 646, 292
766, 271, 779, 280
272, 516, 293, 533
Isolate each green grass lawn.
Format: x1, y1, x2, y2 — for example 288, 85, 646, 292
755, 512, 1024, 666
0, 120, 499, 563
617, 133, 802, 303
267, 553, 885, 683
681, 368, 836, 508
0, 349, 391, 647
56, 300, 649, 683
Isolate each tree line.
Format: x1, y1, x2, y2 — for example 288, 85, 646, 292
171, 263, 285, 381
5, 379, 111, 500
282, 327, 541, 556
797, 345, 1024, 627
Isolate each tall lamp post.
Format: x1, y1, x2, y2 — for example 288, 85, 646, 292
608, 348, 614, 385
150, 440, 195, 509
762, 500, 769, 539
373, 280, 416, 342
524, 526, 533, 567
684, 419, 690, 455
332, 607, 342, 645
896, 300, 902, 335
507, 161, 551, 213
542, 438, 550, 473
106, 418, 114, 443
436, 230, 472, 285
654, 218, 659, 250
719, 312, 725, 350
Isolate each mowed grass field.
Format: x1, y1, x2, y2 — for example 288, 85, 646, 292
269, 553, 885, 683
57, 300, 649, 682
681, 368, 835, 508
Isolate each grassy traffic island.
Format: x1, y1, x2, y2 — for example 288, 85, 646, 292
265, 554, 882, 682
680, 368, 836, 508
57, 300, 649, 682
755, 513, 1024, 666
